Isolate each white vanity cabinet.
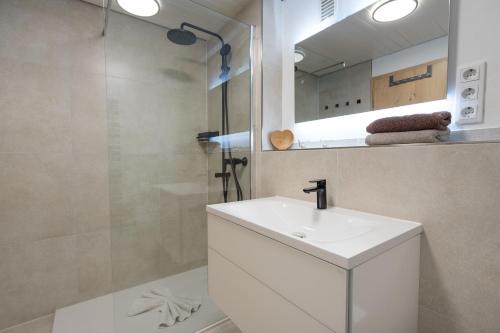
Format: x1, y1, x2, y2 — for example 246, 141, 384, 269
206, 197, 422, 333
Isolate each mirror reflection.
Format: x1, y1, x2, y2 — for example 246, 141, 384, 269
294, 0, 450, 123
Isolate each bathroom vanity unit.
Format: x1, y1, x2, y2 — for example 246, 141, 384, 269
206, 197, 422, 333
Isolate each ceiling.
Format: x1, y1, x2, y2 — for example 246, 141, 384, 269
297, 0, 449, 75
83, 0, 250, 18
190, 0, 251, 18
82, 0, 251, 40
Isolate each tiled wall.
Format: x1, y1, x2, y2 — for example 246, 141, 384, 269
0, 315, 54, 333
0, 0, 209, 330
258, 144, 500, 333
0, 0, 110, 330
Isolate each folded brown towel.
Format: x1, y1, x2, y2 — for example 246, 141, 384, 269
365, 129, 450, 146
366, 111, 451, 134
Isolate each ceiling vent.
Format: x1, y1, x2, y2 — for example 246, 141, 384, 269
321, 0, 336, 21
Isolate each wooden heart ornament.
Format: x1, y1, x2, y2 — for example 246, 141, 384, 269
270, 130, 294, 150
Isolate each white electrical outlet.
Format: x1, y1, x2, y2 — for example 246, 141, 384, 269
460, 83, 479, 101
456, 62, 486, 124
460, 65, 481, 82
460, 103, 478, 119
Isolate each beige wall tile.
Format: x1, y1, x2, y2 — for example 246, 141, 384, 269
336, 143, 500, 332
110, 249, 164, 291
71, 153, 110, 233
70, 72, 107, 155
105, 11, 206, 84
418, 306, 477, 333
259, 149, 338, 205
0, 236, 78, 330
0, 153, 74, 243
0, 0, 109, 329
0, 62, 72, 154
0, 314, 54, 333
180, 195, 209, 265
258, 143, 500, 333
0, 0, 104, 74
77, 230, 112, 299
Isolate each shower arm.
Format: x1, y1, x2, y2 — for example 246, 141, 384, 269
180, 22, 225, 48
179, 23, 231, 79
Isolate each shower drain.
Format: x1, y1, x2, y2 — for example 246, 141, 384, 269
292, 232, 307, 239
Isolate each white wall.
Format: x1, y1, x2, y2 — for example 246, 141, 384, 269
454, 0, 500, 131
262, 0, 284, 145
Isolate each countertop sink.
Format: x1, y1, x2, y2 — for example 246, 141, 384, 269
207, 196, 422, 269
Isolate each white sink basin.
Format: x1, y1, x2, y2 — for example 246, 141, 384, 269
207, 196, 422, 269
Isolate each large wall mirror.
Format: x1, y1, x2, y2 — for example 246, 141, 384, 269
294, 1, 448, 123
262, 0, 500, 150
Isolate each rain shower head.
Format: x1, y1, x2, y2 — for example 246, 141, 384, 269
167, 28, 197, 45
167, 22, 225, 48
167, 22, 231, 80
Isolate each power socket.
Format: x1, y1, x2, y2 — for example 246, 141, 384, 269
456, 62, 486, 124
460, 83, 479, 101
459, 103, 478, 120
460, 65, 481, 83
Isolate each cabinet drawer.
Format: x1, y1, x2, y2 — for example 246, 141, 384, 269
209, 249, 334, 333
208, 214, 348, 333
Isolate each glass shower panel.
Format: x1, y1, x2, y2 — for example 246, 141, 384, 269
103, 1, 252, 332
207, 17, 253, 204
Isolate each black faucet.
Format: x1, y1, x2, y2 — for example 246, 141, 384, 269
303, 179, 327, 209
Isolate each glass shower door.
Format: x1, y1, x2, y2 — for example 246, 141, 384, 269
103, 1, 252, 332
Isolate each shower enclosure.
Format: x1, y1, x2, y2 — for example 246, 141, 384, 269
104, 1, 252, 331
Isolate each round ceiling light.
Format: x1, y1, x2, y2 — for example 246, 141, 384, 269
116, 0, 160, 17
372, 0, 418, 23
294, 48, 306, 63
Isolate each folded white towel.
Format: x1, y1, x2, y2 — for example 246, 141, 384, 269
152, 287, 202, 311
159, 302, 175, 328
154, 287, 202, 328
128, 287, 202, 329
128, 297, 164, 316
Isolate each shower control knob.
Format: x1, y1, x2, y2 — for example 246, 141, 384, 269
225, 157, 248, 167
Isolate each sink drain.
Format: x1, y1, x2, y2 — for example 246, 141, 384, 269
292, 232, 306, 239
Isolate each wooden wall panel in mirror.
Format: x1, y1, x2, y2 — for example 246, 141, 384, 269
371, 58, 448, 110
